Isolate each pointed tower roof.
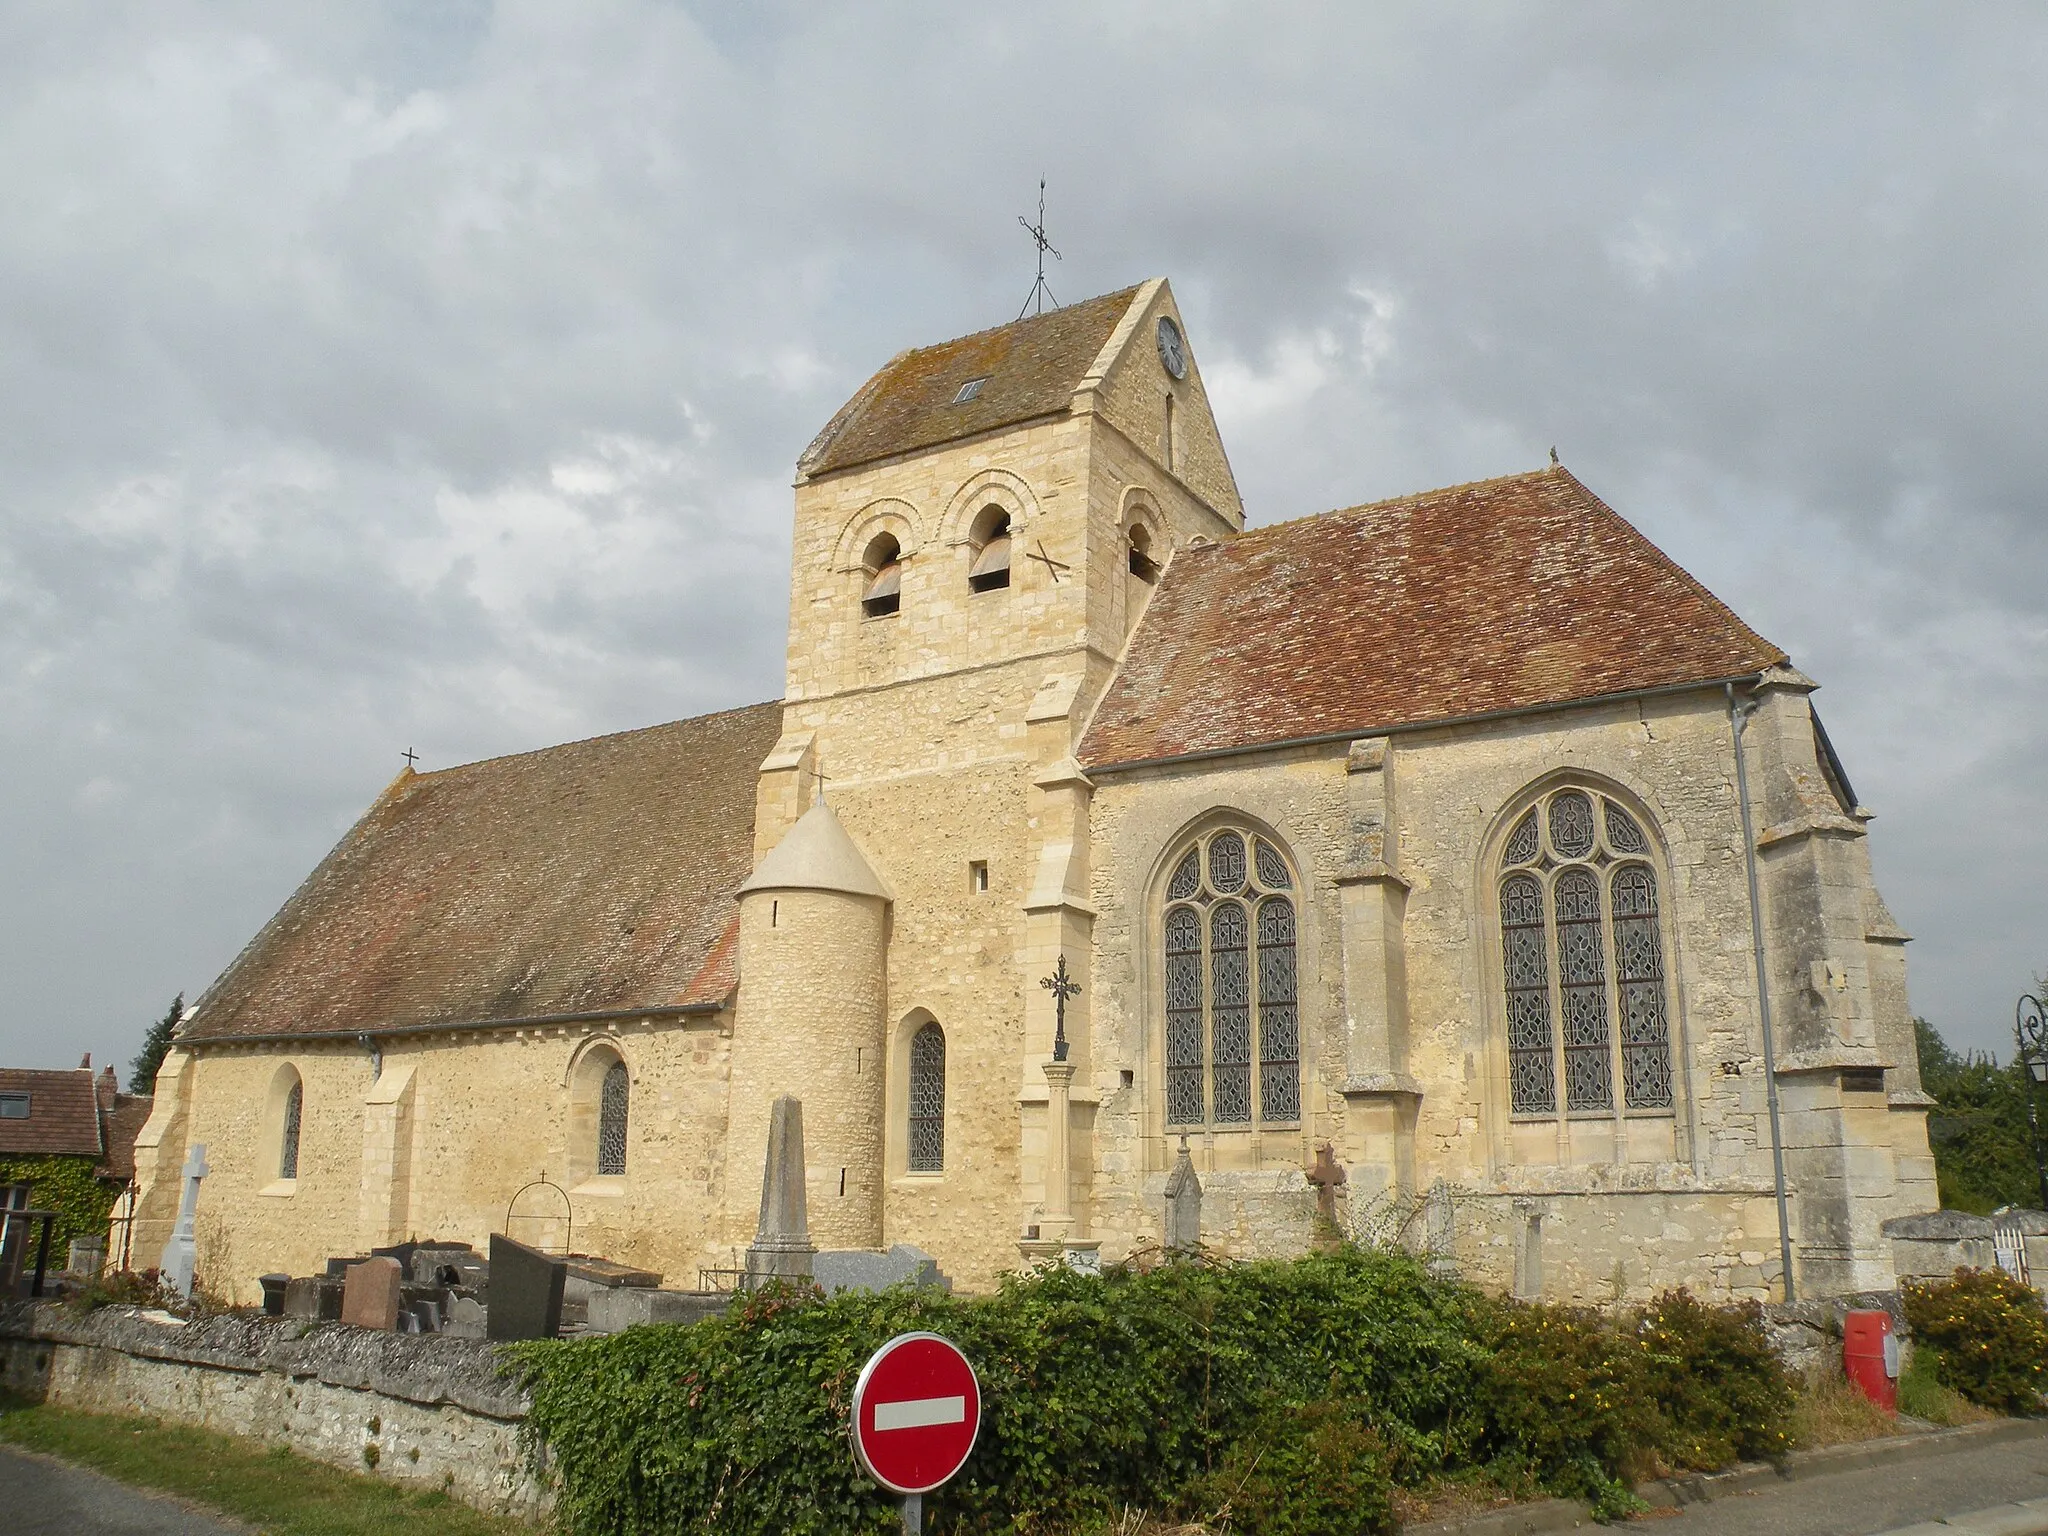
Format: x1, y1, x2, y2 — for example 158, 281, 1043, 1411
737, 799, 894, 902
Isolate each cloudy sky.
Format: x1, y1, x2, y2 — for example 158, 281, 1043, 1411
3, 3, 2043, 1075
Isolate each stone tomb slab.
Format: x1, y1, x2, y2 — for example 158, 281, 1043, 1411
339, 1256, 404, 1330
281, 1276, 342, 1322
488, 1232, 566, 1341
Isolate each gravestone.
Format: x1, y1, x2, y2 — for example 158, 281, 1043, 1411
282, 1275, 344, 1321
257, 1273, 291, 1316
1164, 1136, 1202, 1254
1423, 1179, 1457, 1280
745, 1095, 816, 1283
1306, 1143, 1347, 1248
157, 1144, 209, 1298
812, 1244, 951, 1295
66, 1236, 105, 1277
488, 1231, 567, 1340
340, 1256, 404, 1330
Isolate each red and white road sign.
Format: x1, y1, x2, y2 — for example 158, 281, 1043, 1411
850, 1332, 982, 1496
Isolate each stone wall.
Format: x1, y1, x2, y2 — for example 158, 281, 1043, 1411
0, 1302, 542, 1520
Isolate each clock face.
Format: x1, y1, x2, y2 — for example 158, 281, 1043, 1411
1156, 316, 1187, 380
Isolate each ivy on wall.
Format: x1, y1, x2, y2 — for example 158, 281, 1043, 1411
0, 1155, 119, 1255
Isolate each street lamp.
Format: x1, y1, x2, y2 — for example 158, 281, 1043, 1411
2016, 994, 2048, 1213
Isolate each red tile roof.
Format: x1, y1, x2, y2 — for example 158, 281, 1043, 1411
180, 701, 783, 1042
800, 287, 1140, 477
1079, 467, 1785, 769
0, 1068, 105, 1158
97, 1092, 153, 1183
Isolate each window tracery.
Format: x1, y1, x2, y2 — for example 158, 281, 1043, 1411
1497, 787, 1675, 1118
909, 1022, 946, 1172
1160, 827, 1302, 1128
597, 1060, 629, 1175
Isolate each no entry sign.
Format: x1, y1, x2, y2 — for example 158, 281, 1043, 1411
850, 1331, 982, 1498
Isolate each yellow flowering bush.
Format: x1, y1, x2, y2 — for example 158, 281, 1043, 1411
1902, 1268, 2048, 1415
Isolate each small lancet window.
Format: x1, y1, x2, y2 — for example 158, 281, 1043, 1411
597, 1061, 629, 1175
908, 1022, 946, 1172
279, 1079, 303, 1180
967, 507, 1011, 592
1128, 524, 1161, 583
861, 533, 902, 618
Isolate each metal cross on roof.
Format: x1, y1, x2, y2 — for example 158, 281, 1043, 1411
1016, 176, 1062, 321
402, 747, 419, 769
1040, 953, 1081, 1062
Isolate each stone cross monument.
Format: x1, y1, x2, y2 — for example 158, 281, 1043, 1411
1164, 1135, 1202, 1254
159, 1143, 210, 1298
1306, 1143, 1348, 1248
745, 1096, 816, 1283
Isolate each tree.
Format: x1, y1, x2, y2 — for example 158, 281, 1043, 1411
129, 993, 184, 1095
1914, 1016, 2039, 1213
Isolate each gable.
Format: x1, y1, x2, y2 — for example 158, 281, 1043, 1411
1079, 467, 1786, 769
1088, 280, 1244, 523
180, 700, 785, 1042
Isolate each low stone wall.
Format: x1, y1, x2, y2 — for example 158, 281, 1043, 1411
0, 1302, 545, 1520
1762, 1291, 1908, 1381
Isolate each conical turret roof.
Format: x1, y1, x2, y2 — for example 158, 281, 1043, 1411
737, 799, 893, 902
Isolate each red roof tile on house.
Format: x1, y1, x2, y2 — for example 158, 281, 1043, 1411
799, 287, 1141, 478
1079, 467, 1786, 769
180, 701, 784, 1042
0, 1069, 105, 1158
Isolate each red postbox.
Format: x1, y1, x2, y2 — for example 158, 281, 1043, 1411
1842, 1309, 1899, 1412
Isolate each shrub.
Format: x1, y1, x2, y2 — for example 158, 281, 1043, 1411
1180, 1400, 1393, 1536
1632, 1290, 1795, 1468
1902, 1268, 2048, 1415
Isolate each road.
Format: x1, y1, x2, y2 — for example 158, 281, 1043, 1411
0, 1446, 244, 1535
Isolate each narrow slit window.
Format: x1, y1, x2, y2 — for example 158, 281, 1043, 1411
909, 1023, 946, 1172
279, 1080, 303, 1180
597, 1061, 629, 1175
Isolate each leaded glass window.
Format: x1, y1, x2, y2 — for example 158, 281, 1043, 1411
909, 1023, 946, 1172
1160, 827, 1302, 1128
1495, 787, 1677, 1124
597, 1061, 629, 1175
279, 1080, 302, 1180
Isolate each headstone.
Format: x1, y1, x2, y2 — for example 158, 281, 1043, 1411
1511, 1199, 1543, 1300
66, 1236, 105, 1277
282, 1275, 344, 1321
340, 1256, 404, 1330
812, 1244, 951, 1295
745, 1095, 816, 1283
1424, 1179, 1457, 1279
157, 1143, 209, 1298
1164, 1136, 1202, 1254
258, 1273, 291, 1316
488, 1231, 567, 1340
443, 1293, 488, 1338
1306, 1143, 1348, 1247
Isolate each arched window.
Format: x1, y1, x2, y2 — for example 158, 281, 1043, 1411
861, 533, 902, 618
1496, 788, 1674, 1117
1161, 827, 1301, 1129
1127, 524, 1161, 583
278, 1078, 303, 1180
967, 507, 1011, 593
908, 1022, 946, 1172
597, 1060, 629, 1175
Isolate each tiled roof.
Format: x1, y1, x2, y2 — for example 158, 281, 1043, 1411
0, 1068, 104, 1158
180, 701, 785, 1042
799, 286, 1141, 477
98, 1091, 153, 1183
1080, 467, 1786, 769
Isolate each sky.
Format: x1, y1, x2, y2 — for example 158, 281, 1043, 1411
2, 2, 2044, 1075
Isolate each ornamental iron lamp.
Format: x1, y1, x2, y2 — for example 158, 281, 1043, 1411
2016, 993, 2048, 1213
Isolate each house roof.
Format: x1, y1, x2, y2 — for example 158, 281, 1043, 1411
1079, 467, 1787, 769
799, 286, 1142, 478
0, 1068, 105, 1159
180, 700, 784, 1043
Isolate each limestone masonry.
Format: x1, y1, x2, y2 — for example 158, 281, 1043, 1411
130, 278, 1935, 1302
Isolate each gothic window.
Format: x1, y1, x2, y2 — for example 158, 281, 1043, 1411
968, 507, 1011, 592
908, 1022, 946, 1172
861, 533, 902, 618
1160, 827, 1302, 1129
279, 1079, 302, 1180
597, 1061, 629, 1175
1497, 787, 1676, 1118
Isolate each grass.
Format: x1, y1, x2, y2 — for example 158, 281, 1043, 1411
1897, 1349, 2002, 1427
0, 1393, 536, 1536
1789, 1373, 1907, 1448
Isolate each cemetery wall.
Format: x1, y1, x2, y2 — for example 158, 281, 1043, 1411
0, 1303, 543, 1519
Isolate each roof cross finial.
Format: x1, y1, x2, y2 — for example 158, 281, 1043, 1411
1016, 176, 1062, 321
402, 747, 419, 769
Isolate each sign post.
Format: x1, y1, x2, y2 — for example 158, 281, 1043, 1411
851, 1332, 982, 1535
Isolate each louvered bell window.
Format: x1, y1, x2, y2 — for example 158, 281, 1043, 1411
1497, 790, 1674, 1118
908, 1022, 946, 1172
1161, 828, 1301, 1130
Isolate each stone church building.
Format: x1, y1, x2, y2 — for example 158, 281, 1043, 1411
131, 280, 1936, 1303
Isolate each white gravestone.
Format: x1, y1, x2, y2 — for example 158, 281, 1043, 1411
158, 1143, 209, 1298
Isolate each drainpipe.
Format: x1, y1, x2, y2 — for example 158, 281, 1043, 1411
1729, 681, 1796, 1302
357, 1032, 382, 1081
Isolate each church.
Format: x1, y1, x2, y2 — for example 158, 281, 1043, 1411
129, 279, 1937, 1303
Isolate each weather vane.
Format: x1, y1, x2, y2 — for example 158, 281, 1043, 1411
1040, 954, 1081, 1062
1017, 176, 1062, 320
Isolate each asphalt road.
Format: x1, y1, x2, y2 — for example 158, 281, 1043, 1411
0, 1446, 245, 1535
1664, 1431, 2048, 1536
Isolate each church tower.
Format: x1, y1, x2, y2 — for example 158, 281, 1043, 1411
726, 280, 1242, 1280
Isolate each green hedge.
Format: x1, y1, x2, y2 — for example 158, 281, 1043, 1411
1903, 1268, 2048, 1415
0, 1155, 116, 1255
511, 1249, 1794, 1535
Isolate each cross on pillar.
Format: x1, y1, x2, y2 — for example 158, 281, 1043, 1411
1040, 954, 1080, 1062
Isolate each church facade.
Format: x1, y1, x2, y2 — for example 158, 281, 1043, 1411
130, 280, 1937, 1303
